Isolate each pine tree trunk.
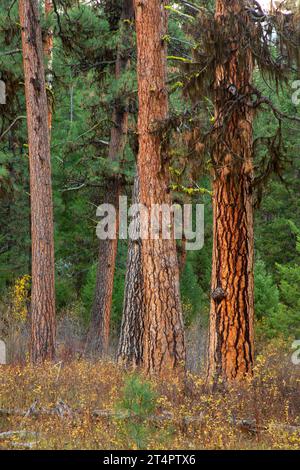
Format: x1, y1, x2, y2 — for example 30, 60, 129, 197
44, 0, 53, 133
19, 0, 56, 363
208, 0, 254, 382
86, 0, 134, 356
134, 0, 185, 375
117, 173, 144, 367
86, 180, 119, 356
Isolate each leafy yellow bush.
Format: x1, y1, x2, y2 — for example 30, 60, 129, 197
11, 274, 31, 322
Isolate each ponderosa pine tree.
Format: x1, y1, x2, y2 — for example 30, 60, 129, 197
19, 0, 56, 363
86, 0, 134, 356
207, 0, 255, 381
134, 0, 185, 374
179, 0, 300, 381
0, 1, 31, 292
44, 0, 54, 133
117, 172, 144, 367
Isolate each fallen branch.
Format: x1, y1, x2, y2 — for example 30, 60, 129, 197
0, 409, 27, 417
0, 430, 38, 440
0, 402, 204, 424
0, 400, 73, 418
3, 403, 298, 437
10, 441, 39, 449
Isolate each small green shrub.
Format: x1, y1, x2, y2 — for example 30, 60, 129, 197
114, 375, 165, 450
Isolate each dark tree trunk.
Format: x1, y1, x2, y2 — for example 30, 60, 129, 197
86, 0, 134, 356
134, 0, 186, 375
208, 0, 254, 382
117, 173, 144, 367
19, 0, 56, 363
87, 180, 120, 356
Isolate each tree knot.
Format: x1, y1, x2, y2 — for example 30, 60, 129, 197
211, 287, 227, 302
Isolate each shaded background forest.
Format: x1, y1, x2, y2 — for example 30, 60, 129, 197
0, 0, 299, 363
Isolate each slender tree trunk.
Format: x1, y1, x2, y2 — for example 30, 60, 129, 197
19, 0, 56, 363
208, 0, 254, 382
178, 236, 187, 274
44, 0, 53, 133
87, 180, 120, 356
117, 172, 144, 367
86, 0, 134, 356
177, 197, 188, 274
134, 0, 185, 375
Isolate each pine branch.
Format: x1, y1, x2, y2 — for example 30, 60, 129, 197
165, 5, 195, 20
0, 49, 21, 57
0, 116, 27, 142
176, 0, 201, 13
249, 91, 300, 124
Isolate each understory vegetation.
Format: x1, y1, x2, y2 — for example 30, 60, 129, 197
0, 339, 299, 450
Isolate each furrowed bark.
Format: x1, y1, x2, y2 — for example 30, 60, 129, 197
134, 0, 186, 375
19, 0, 56, 363
44, 0, 53, 133
117, 172, 144, 367
86, 0, 134, 356
208, 0, 254, 382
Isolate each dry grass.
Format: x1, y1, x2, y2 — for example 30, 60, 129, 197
0, 338, 299, 450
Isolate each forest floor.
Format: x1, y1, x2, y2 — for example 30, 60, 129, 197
0, 338, 299, 450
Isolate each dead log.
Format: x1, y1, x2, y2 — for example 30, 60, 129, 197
0, 430, 38, 439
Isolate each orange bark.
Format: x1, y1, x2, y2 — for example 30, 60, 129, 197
86, 0, 134, 356
134, 0, 186, 375
44, 0, 53, 133
208, 0, 254, 382
19, 0, 56, 363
